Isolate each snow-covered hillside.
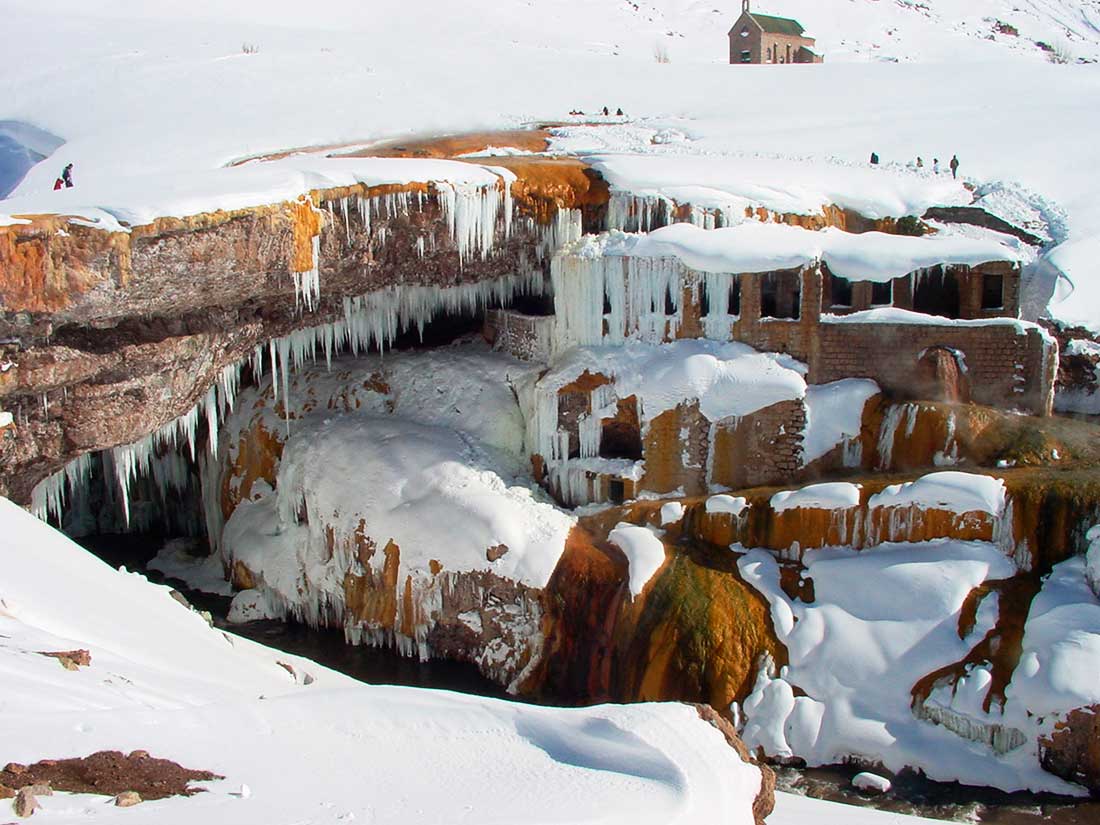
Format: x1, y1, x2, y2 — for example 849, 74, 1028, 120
2, 0, 1098, 330
0, 496, 772, 824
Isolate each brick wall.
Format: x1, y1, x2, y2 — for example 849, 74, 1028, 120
483, 309, 552, 362
811, 321, 1056, 414
711, 400, 806, 489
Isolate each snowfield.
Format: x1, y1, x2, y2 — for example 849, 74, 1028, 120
0, 0, 1098, 330
0, 495, 771, 825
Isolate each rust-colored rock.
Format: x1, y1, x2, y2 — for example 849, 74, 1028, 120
12, 786, 38, 818
0, 751, 221, 801
694, 704, 776, 825
1040, 705, 1100, 792
114, 791, 142, 807
38, 649, 91, 670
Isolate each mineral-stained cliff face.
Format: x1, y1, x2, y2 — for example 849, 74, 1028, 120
1041, 705, 1100, 793
0, 156, 608, 505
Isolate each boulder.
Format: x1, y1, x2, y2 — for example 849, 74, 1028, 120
1040, 705, 1100, 793
0, 784, 13, 800
694, 704, 776, 825
852, 772, 892, 794
12, 787, 38, 817
114, 791, 142, 807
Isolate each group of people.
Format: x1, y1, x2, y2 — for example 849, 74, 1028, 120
870, 152, 961, 179
52, 163, 73, 190
569, 106, 626, 117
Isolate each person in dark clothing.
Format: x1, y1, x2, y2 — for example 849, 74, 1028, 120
950, 155, 960, 179
602, 106, 610, 116
870, 152, 880, 165
61, 164, 74, 188
616, 107, 624, 116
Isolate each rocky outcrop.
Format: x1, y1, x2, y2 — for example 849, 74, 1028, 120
694, 703, 776, 825
921, 206, 1044, 246
1040, 706, 1100, 793
0, 155, 608, 503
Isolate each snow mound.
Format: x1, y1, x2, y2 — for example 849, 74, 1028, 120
803, 379, 879, 465
736, 541, 1086, 793
589, 223, 1020, 283
0, 496, 767, 825
706, 495, 749, 517
608, 523, 668, 599
771, 482, 862, 513
868, 472, 1007, 516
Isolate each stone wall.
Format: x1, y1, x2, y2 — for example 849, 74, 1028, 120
811, 321, 1056, 415
483, 309, 553, 362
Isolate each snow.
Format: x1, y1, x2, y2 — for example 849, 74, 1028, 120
868, 471, 1007, 516
1007, 555, 1100, 717
1, 1, 1098, 331
853, 772, 893, 794
0, 496, 766, 825
706, 495, 749, 517
770, 792, 953, 825
608, 523, 669, 599
771, 482, 863, 513
575, 223, 1020, 283
1, 155, 511, 238
737, 541, 1086, 793
660, 501, 685, 526
822, 308, 1050, 338
537, 341, 806, 432
803, 379, 880, 465
591, 154, 974, 223
1087, 525, 1100, 597
146, 538, 234, 597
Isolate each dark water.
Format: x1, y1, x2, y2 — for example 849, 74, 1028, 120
776, 765, 1098, 824
82, 533, 1098, 824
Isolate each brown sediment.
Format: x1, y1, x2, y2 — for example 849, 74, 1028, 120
0, 751, 222, 800
337, 129, 552, 160
220, 417, 286, 519
912, 574, 1042, 714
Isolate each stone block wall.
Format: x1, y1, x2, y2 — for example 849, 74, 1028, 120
711, 400, 807, 490
484, 309, 552, 362
811, 322, 1056, 415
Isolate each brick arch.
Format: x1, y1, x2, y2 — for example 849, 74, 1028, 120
916, 346, 971, 404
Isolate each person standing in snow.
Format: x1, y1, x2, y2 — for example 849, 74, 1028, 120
870, 152, 880, 165
602, 106, 610, 116
950, 155, 960, 180
616, 107, 624, 116
61, 163, 74, 188
917, 157, 924, 168
933, 158, 941, 174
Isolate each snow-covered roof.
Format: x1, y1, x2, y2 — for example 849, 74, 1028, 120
570, 223, 1020, 284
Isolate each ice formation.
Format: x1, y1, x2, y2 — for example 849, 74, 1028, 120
522, 340, 807, 505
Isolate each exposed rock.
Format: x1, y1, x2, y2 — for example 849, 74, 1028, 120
0, 751, 221, 800
38, 649, 91, 670
852, 772, 892, 795
114, 791, 142, 807
694, 704, 776, 825
921, 205, 1043, 246
486, 544, 509, 562
12, 787, 38, 817
1040, 705, 1100, 793
4, 763, 28, 775
25, 784, 51, 797
0, 783, 13, 799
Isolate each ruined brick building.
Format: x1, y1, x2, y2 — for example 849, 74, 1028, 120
729, 0, 824, 65
487, 231, 1057, 507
